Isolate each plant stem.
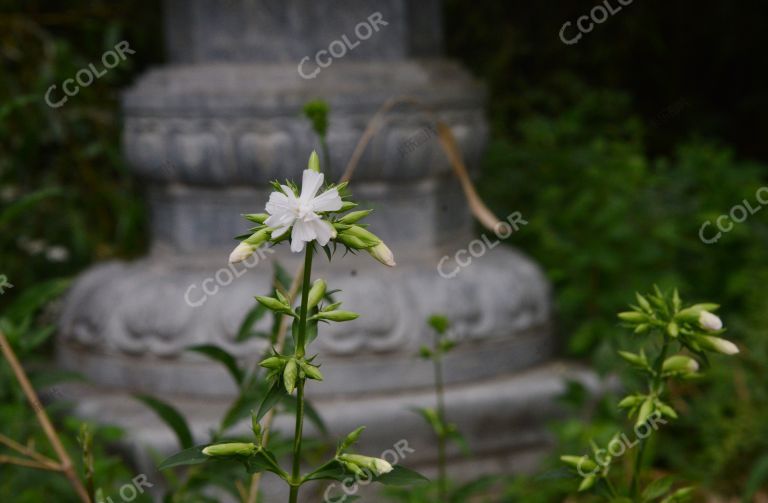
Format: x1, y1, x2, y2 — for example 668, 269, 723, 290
289, 246, 314, 503
296, 245, 314, 358
433, 334, 448, 501
0, 331, 91, 503
630, 337, 670, 498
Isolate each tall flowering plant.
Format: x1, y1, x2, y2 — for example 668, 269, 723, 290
160, 152, 423, 502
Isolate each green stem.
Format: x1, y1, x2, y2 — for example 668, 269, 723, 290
631, 337, 670, 497
289, 246, 314, 503
289, 380, 305, 503
434, 335, 448, 501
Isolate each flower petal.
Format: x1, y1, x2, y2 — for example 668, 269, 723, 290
300, 169, 324, 202
307, 218, 334, 246
265, 190, 294, 216
271, 225, 291, 238
265, 212, 295, 229
311, 188, 343, 212
290, 220, 315, 252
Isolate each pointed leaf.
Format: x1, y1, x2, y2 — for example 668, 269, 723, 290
188, 345, 243, 386
375, 465, 429, 486
158, 445, 209, 470
236, 304, 268, 342
134, 395, 194, 449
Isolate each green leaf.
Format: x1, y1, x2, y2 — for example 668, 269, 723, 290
236, 304, 268, 342
642, 475, 675, 501
188, 345, 243, 386
273, 262, 293, 293
375, 465, 429, 486
255, 380, 286, 422
158, 445, 209, 470
134, 395, 194, 449
304, 460, 348, 482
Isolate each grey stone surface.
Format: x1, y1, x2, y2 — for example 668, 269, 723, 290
57, 0, 565, 494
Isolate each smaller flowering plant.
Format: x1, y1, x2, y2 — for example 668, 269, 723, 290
161, 152, 422, 503
561, 287, 739, 501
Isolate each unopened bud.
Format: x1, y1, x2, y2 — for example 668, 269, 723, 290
662, 355, 699, 374
698, 335, 739, 355
698, 311, 723, 332
367, 242, 396, 267
202, 442, 257, 457
316, 310, 359, 322
307, 279, 326, 309
308, 151, 321, 172
229, 242, 255, 264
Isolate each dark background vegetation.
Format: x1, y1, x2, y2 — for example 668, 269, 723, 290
1, 1, 766, 500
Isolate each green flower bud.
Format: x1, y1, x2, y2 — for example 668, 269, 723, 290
560, 455, 597, 473
283, 359, 298, 394
656, 401, 678, 419
202, 442, 257, 457
339, 426, 366, 453
299, 361, 324, 381
618, 395, 643, 409
635, 398, 654, 428
342, 461, 365, 476
367, 242, 396, 267
345, 225, 382, 246
339, 201, 358, 212
229, 242, 256, 264
338, 210, 373, 224
635, 293, 651, 311
307, 279, 327, 309
259, 356, 284, 370
255, 296, 293, 315
697, 335, 739, 355
339, 454, 393, 475
666, 321, 679, 337
244, 228, 271, 246
335, 233, 371, 250
308, 150, 320, 172
662, 355, 699, 374
618, 311, 646, 323
618, 351, 646, 367
244, 213, 269, 224
698, 311, 723, 332
578, 474, 597, 492
316, 310, 360, 322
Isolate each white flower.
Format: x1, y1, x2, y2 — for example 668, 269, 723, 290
699, 311, 723, 331
367, 242, 396, 267
372, 458, 394, 475
264, 169, 342, 253
701, 335, 739, 355
228, 242, 254, 264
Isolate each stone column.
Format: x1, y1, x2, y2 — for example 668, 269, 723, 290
58, 0, 583, 499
